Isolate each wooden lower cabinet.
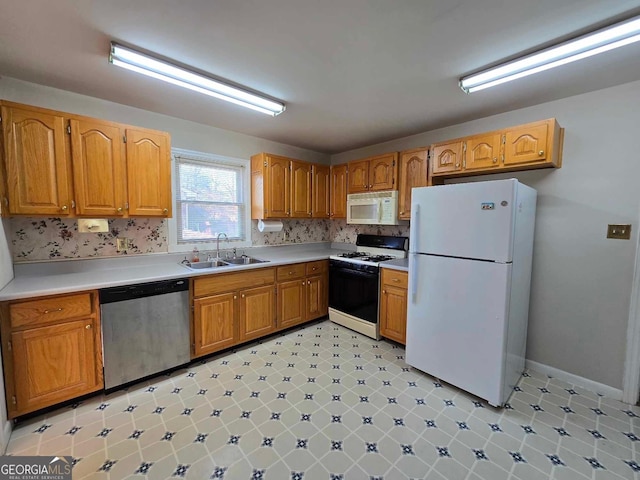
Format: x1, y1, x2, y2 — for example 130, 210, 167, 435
1, 291, 103, 419
193, 293, 236, 357
239, 285, 276, 342
276, 261, 328, 329
379, 269, 408, 345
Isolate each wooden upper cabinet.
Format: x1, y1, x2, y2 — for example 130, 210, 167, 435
125, 128, 171, 217
70, 118, 127, 217
330, 164, 347, 219
503, 119, 561, 167
347, 160, 369, 193
465, 133, 502, 172
398, 148, 428, 220
251, 153, 290, 219
2, 105, 72, 215
0, 101, 173, 218
429, 118, 563, 182
369, 153, 397, 191
290, 160, 312, 218
347, 153, 398, 194
312, 164, 330, 218
431, 141, 464, 175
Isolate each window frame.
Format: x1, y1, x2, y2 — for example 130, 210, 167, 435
168, 148, 252, 253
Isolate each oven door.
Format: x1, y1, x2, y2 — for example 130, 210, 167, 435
329, 261, 379, 323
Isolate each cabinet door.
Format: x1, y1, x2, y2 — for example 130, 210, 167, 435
379, 284, 407, 345
369, 153, 397, 191
503, 122, 549, 166
398, 148, 428, 220
239, 285, 275, 342
290, 160, 312, 218
2, 105, 72, 215
312, 164, 330, 218
125, 128, 171, 216
265, 155, 290, 218
12, 318, 101, 415
70, 119, 127, 217
347, 160, 369, 194
431, 141, 464, 176
330, 164, 347, 219
465, 134, 501, 172
306, 273, 328, 321
277, 279, 305, 328
193, 293, 236, 357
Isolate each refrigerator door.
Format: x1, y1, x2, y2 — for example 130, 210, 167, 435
406, 253, 512, 406
410, 179, 517, 262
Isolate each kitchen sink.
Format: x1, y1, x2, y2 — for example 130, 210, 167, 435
223, 256, 269, 265
181, 257, 269, 270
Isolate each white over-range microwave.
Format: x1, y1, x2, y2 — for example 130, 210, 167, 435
346, 190, 402, 225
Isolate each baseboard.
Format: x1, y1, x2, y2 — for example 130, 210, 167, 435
0, 420, 12, 454
525, 359, 623, 402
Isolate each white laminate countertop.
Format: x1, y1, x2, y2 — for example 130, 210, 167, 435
0, 243, 351, 301
380, 258, 409, 272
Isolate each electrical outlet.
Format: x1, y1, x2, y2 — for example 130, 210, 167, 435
607, 224, 631, 240
116, 237, 132, 251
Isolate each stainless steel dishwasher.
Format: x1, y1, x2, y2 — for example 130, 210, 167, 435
100, 278, 190, 390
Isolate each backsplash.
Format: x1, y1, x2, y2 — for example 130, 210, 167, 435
10, 217, 168, 262
330, 219, 410, 243
10, 217, 333, 262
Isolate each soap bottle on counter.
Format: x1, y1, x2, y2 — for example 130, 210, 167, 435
191, 247, 200, 263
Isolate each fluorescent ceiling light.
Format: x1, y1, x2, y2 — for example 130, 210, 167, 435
460, 15, 640, 93
109, 43, 286, 116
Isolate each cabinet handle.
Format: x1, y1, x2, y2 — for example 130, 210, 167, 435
307, 280, 311, 285
302, 281, 305, 285
241, 294, 245, 298
330, 212, 334, 217
234, 295, 237, 299
288, 271, 294, 275
312, 267, 317, 271
117, 207, 123, 213
493, 158, 497, 163
43, 308, 64, 314
369, 184, 372, 189
163, 208, 169, 214
382, 290, 386, 294
308, 212, 312, 216
286, 211, 290, 216
392, 278, 399, 282
61, 205, 68, 211
85, 324, 92, 329
455, 163, 460, 168
400, 211, 404, 215
538, 150, 544, 156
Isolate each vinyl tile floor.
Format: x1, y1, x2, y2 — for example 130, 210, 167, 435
7, 320, 640, 479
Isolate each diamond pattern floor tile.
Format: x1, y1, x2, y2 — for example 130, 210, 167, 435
7, 319, 640, 479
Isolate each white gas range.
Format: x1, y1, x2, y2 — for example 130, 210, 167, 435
328, 234, 408, 340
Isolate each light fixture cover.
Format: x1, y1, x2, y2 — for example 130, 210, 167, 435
109, 43, 285, 116
460, 15, 640, 93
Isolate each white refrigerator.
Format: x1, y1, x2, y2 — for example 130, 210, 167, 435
406, 179, 537, 407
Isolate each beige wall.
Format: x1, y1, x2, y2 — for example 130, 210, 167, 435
332, 79, 640, 390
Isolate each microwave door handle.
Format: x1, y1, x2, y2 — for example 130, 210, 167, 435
377, 199, 383, 222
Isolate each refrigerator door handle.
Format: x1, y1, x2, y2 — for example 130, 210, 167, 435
410, 203, 419, 249
409, 252, 418, 302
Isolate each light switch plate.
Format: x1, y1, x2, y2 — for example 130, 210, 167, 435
607, 224, 631, 240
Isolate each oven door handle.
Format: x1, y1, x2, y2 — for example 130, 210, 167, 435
332, 268, 378, 279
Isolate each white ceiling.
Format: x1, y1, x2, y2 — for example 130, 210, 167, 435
1, 0, 640, 154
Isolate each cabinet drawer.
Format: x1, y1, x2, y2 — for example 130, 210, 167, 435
9, 293, 93, 329
194, 268, 275, 297
276, 263, 306, 281
305, 260, 328, 276
381, 269, 408, 289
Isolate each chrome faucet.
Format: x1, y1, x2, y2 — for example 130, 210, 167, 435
216, 232, 228, 259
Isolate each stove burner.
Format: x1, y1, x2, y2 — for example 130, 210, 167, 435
337, 252, 369, 258
361, 255, 394, 262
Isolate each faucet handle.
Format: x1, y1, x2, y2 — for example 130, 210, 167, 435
232, 247, 237, 258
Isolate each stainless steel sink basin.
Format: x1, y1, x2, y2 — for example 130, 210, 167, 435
181, 256, 268, 270
181, 259, 227, 270
223, 257, 269, 265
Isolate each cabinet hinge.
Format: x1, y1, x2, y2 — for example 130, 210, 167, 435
66, 124, 71, 135
264, 162, 267, 167
462, 142, 467, 152
0, 115, 3, 124
502, 135, 506, 144
392, 160, 395, 167
123, 135, 127, 143
11, 395, 16, 405
7, 341, 11, 351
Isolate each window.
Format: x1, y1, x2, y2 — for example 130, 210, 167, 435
169, 149, 250, 251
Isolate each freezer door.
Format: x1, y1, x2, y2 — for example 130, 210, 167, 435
406, 254, 512, 406
410, 179, 517, 262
